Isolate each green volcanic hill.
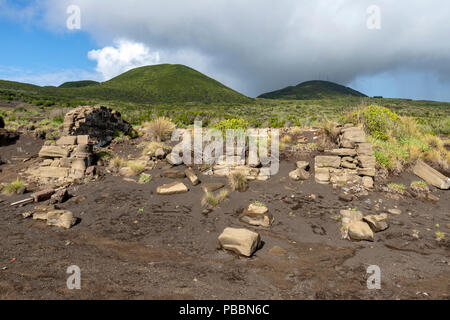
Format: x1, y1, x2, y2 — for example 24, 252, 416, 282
0, 64, 251, 104
258, 80, 367, 100
59, 80, 100, 88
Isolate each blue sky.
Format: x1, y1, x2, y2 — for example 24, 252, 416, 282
1, 0, 450, 102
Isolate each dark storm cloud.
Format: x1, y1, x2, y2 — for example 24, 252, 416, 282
42, 0, 450, 97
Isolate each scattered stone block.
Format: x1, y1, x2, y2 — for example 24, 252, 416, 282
348, 221, 374, 241
157, 182, 189, 195
201, 183, 224, 193
363, 213, 389, 232
185, 168, 200, 185
31, 189, 56, 202
163, 169, 186, 179
315, 168, 330, 184
412, 160, 450, 190
47, 210, 76, 229
289, 168, 310, 181
240, 203, 273, 227
217, 227, 261, 257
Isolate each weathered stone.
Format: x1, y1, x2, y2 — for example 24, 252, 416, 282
119, 167, 134, 177
185, 168, 200, 185
217, 227, 261, 257
328, 148, 357, 156
315, 156, 341, 168
73, 144, 92, 159
63, 106, 131, 146
201, 182, 224, 193
356, 143, 373, 156
339, 127, 366, 148
358, 155, 376, 168
341, 160, 357, 169
315, 167, 330, 184
39, 167, 69, 178
412, 160, 450, 190
71, 159, 86, 171
157, 182, 189, 195
50, 189, 69, 204
166, 152, 183, 166
31, 189, 55, 202
50, 159, 61, 167
348, 221, 374, 241
357, 167, 376, 177
296, 161, 310, 170
46, 210, 76, 229
59, 158, 73, 168
56, 136, 77, 146
77, 135, 90, 145
330, 169, 360, 185
363, 213, 389, 232
154, 148, 166, 159
387, 208, 402, 215
40, 159, 53, 167
338, 193, 353, 202
240, 205, 273, 227
340, 210, 363, 226
39, 146, 70, 158
163, 169, 186, 179
362, 176, 374, 189
289, 168, 310, 181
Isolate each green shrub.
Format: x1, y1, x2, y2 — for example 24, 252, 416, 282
213, 118, 249, 134
2, 178, 26, 194
353, 105, 400, 140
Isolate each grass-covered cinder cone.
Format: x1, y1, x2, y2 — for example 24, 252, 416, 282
346, 105, 450, 172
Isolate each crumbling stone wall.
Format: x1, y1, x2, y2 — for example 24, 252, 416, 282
35, 135, 95, 183
63, 106, 131, 146
315, 124, 375, 188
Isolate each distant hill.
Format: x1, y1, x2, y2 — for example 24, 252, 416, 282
258, 80, 367, 100
59, 80, 99, 88
0, 64, 251, 104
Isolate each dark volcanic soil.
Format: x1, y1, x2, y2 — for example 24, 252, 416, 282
0, 134, 449, 300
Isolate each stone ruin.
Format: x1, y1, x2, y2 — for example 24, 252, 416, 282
63, 106, 132, 146
28, 135, 96, 184
314, 124, 375, 188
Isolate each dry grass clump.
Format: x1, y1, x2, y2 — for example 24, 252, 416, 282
142, 117, 175, 142
201, 189, 229, 208
127, 161, 146, 175
228, 171, 248, 192
2, 178, 26, 195
110, 156, 127, 170
142, 141, 170, 156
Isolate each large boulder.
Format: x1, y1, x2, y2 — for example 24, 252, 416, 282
63, 106, 131, 146
217, 227, 261, 257
412, 160, 450, 190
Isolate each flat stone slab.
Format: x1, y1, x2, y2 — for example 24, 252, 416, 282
157, 182, 189, 195
412, 159, 450, 190
364, 213, 389, 232
217, 227, 261, 257
315, 156, 341, 168
39, 146, 70, 158
47, 210, 76, 229
201, 182, 224, 193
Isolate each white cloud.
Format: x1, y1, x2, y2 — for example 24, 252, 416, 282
87, 39, 160, 80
